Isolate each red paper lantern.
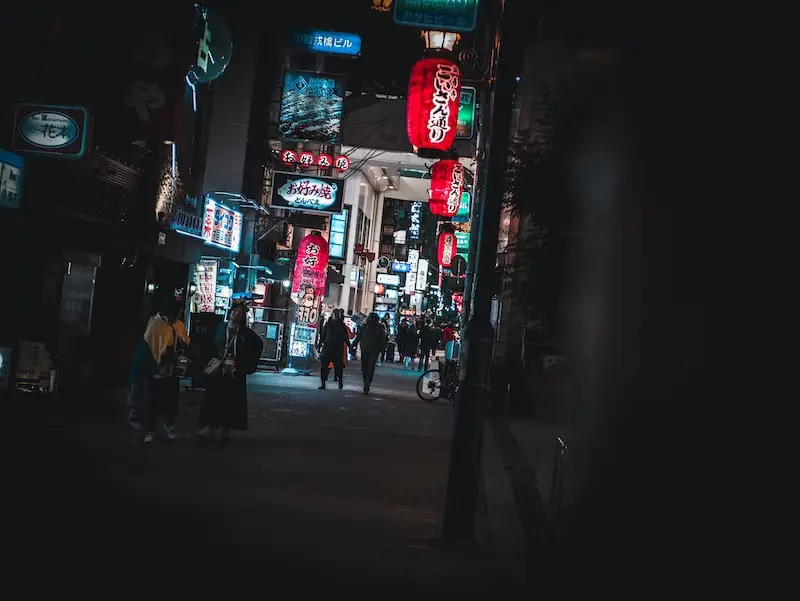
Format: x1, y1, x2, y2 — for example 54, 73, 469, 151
317, 153, 332, 168
429, 159, 464, 218
291, 233, 330, 329
299, 151, 315, 168
281, 149, 298, 165
333, 155, 350, 171
406, 57, 461, 151
437, 232, 457, 268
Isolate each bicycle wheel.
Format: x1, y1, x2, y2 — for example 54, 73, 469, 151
417, 369, 442, 402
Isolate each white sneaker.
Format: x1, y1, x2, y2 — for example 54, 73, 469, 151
197, 426, 211, 438
144, 432, 155, 443
164, 424, 178, 440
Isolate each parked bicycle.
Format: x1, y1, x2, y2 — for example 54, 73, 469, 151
416, 359, 459, 402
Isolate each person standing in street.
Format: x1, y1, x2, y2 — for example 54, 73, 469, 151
418, 319, 436, 372
401, 319, 419, 370
129, 297, 190, 443
319, 309, 349, 390
197, 302, 263, 442
351, 313, 387, 394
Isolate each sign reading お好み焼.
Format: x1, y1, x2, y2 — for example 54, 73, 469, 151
293, 30, 362, 56
271, 171, 344, 215
394, 0, 479, 32
13, 103, 88, 158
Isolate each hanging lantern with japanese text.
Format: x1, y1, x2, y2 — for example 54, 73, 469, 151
429, 159, 464, 218
437, 232, 457, 268
291, 233, 329, 330
406, 57, 461, 151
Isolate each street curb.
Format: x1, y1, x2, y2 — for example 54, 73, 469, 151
482, 422, 531, 596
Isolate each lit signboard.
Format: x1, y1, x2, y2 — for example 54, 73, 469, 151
392, 261, 412, 273
405, 249, 419, 294
12, 103, 89, 159
409, 201, 422, 242
293, 30, 362, 56
377, 273, 401, 286
456, 87, 477, 139
416, 258, 429, 291
202, 197, 243, 253
455, 231, 470, 251
280, 70, 345, 144
0, 149, 24, 210
394, 0, 479, 32
452, 191, 471, 223
329, 208, 349, 259
271, 171, 345, 215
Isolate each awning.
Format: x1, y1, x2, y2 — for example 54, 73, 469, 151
257, 258, 290, 281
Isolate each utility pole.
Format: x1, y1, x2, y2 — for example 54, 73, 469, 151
442, 0, 524, 541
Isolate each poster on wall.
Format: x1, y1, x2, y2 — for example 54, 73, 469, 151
271, 171, 344, 215
0, 149, 24, 210
279, 70, 345, 144
202, 196, 243, 252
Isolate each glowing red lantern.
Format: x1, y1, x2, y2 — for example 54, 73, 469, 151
406, 57, 461, 151
281, 149, 298, 165
437, 232, 457, 268
299, 151, 315, 168
333, 155, 350, 171
429, 159, 464, 218
317, 153, 332, 168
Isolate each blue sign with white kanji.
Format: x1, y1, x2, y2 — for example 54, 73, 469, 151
293, 30, 362, 57
393, 0, 479, 32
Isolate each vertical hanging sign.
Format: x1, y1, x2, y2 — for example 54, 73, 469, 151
290, 233, 329, 357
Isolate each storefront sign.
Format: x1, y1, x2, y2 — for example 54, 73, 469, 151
271, 171, 344, 215
195, 260, 217, 313
377, 273, 401, 286
329, 208, 349, 259
293, 30, 362, 56
405, 249, 419, 294
438, 232, 456, 267
392, 261, 412, 273
456, 87, 477, 139
280, 70, 345, 144
416, 258, 429, 291
455, 231, 470, 251
202, 197, 243, 252
13, 104, 88, 158
170, 208, 203, 238
290, 234, 329, 357
452, 191, 471, 223
0, 149, 24, 210
409, 201, 422, 242
394, 0, 480, 32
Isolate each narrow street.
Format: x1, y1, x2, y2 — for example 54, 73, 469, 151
2, 361, 517, 598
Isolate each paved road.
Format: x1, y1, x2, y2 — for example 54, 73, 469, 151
3, 362, 517, 598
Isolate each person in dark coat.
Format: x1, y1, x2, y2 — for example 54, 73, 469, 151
351, 313, 387, 394
418, 318, 437, 372
197, 303, 263, 442
319, 309, 350, 390
401, 320, 419, 370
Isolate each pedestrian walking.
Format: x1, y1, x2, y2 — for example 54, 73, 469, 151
319, 309, 350, 389
351, 313, 387, 394
418, 319, 436, 372
128, 297, 190, 443
401, 319, 419, 370
197, 302, 263, 442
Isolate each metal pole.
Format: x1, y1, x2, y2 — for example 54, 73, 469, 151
442, 0, 523, 541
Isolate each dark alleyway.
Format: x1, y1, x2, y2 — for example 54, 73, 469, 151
2, 362, 524, 598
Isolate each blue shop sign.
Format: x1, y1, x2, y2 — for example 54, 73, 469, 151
293, 30, 362, 57
392, 261, 412, 273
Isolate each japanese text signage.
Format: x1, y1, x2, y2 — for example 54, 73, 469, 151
405, 249, 420, 294
452, 191, 471, 223
409, 201, 422, 242
13, 104, 88, 158
455, 231, 470, 251
202, 197, 243, 253
280, 70, 345, 144
271, 171, 345, 215
196, 260, 218, 313
293, 30, 362, 57
377, 273, 401, 286
0, 149, 24, 210
392, 261, 412, 273
416, 258, 429, 291
407, 58, 461, 151
456, 87, 477, 139
291, 233, 329, 336
394, 0, 480, 32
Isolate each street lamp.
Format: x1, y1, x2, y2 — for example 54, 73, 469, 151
421, 30, 461, 52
